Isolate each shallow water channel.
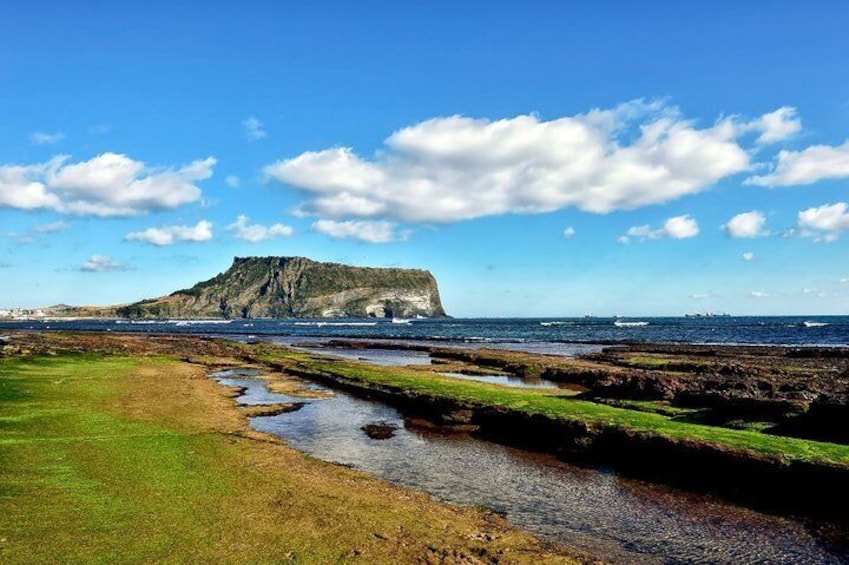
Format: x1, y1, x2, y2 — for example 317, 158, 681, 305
211, 368, 848, 565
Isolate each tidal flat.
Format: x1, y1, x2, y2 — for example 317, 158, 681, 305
3, 331, 849, 564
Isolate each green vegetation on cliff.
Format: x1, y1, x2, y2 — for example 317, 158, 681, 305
115, 256, 447, 319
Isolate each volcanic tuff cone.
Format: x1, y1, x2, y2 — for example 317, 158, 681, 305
114, 256, 447, 319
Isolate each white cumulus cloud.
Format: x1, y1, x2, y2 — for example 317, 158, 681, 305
263, 101, 778, 224
798, 202, 849, 231
562, 226, 576, 238
312, 219, 406, 243
29, 131, 65, 145
796, 202, 849, 241
744, 106, 801, 144
724, 211, 767, 238
0, 153, 215, 217
242, 116, 266, 141
747, 140, 849, 187
125, 220, 213, 246
742, 252, 755, 262
226, 215, 293, 243
621, 214, 699, 243
80, 254, 131, 272
664, 215, 700, 239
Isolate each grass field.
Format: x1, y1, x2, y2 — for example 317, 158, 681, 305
0, 346, 581, 564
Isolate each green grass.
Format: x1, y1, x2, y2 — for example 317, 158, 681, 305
590, 398, 701, 418
257, 348, 849, 467
1, 348, 576, 565
0, 354, 240, 564
622, 355, 678, 367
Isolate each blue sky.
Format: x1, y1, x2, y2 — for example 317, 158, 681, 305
2, 1, 849, 316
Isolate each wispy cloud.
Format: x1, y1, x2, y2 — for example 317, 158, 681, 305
29, 131, 65, 145
742, 106, 801, 145
312, 219, 407, 243
87, 124, 112, 135
226, 215, 293, 243
242, 116, 266, 141
125, 221, 213, 246
225, 175, 240, 188
2, 231, 36, 245
80, 255, 131, 272
742, 252, 755, 262
620, 215, 699, 243
32, 221, 71, 233
803, 287, 827, 297
747, 141, 849, 187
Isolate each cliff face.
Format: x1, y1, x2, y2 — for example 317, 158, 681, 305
116, 256, 447, 319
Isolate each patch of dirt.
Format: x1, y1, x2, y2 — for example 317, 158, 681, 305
264, 375, 333, 399
241, 403, 305, 418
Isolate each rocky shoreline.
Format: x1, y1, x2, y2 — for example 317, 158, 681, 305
307, 339, 849, 446
5, 331, 849, 525
259, 338, 849, 524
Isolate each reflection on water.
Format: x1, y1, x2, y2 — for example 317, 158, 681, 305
210, 368, 263, 378
438, 371, 577, 390
216, 370, 848, 565
210, 369, 298, 405
300, 347, 433, 366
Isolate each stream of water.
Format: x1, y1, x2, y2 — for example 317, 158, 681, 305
210, 369, 848, 565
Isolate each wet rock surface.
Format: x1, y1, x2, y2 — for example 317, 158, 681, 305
311, 339, 849, 445
361, 422, 399, 439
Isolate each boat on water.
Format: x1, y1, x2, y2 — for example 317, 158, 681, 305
392, 318, 412, 324
803, 321, 829, 328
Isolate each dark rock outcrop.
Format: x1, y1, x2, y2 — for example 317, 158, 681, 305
361, 422, 399, 439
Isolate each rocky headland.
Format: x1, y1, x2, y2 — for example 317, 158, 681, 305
69, 256, 448, 319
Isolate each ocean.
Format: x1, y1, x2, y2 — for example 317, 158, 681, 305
2, 316, 847, 353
